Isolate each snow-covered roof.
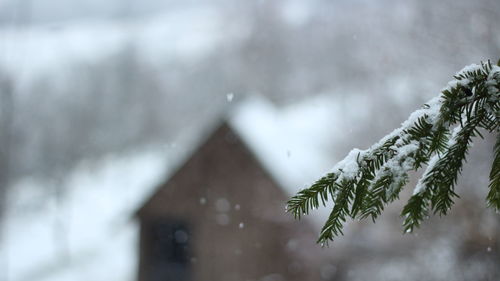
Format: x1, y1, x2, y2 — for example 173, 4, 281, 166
1, 94, 373, 281
229, 94, 372, 196
229, 96, 332, 195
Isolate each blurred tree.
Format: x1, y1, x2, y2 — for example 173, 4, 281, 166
0, 71, 13, 281
0, 73, 13, 222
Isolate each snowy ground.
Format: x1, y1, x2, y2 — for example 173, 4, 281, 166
2, 151, 168, 281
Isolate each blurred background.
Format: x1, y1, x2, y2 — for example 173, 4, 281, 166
0, 0, 499, 280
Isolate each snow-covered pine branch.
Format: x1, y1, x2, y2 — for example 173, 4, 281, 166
287, 60, 500, 246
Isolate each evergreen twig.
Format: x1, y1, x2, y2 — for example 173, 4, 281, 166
287, 60, 500, 245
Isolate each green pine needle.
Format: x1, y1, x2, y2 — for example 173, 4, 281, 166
287, 59, 500, 245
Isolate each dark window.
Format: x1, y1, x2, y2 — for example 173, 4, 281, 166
147, 220, 191, 281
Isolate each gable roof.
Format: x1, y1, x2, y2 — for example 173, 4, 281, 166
137, 96, 334, 218
228, 96, 333, 196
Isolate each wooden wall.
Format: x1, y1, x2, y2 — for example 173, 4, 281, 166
137, 124, 331, 281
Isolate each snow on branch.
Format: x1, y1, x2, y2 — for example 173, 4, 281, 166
287, 60, 500, 245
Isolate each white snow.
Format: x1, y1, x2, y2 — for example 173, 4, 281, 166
229, 96, 332, 196
455, 63, 482, 77
332, 149, 364, 181
413, 122, 464, 195
444, 79, 471, 93
199, 197, 207, 205
215, 198, 231, 213
2, 150, 169, 281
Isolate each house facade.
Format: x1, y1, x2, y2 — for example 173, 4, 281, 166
136, 123, 331, 281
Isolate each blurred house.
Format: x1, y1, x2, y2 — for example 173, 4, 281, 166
135, 120, 330, 281
1, 96, 341, 281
